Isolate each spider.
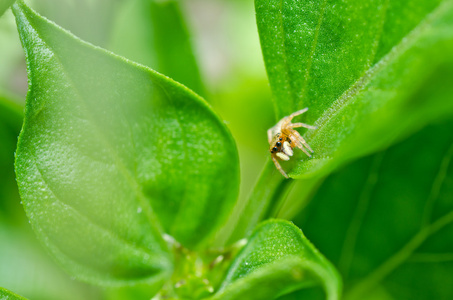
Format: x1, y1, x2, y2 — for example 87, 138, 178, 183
268, 108, 317, 178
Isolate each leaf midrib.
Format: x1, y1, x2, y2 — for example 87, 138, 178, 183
299, 0, 328, 104
345, 210, 453, 300
304, 0, 452, 142
344, 141, 453, 299
17, 2, 166, 247
30, 156, 166, 266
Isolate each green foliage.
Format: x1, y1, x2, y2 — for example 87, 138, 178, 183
256, 0, 453, 179
12, 0, 238, 285
294, 118, 453, 299
0, 287, 26, 300
211, 220, 340, 300
32, 0, 205, 96
1, 0, 452, 299
226, 0, 453, 250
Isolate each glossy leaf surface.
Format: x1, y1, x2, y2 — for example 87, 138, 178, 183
256, 0, 453, 178
12, 0, 238, 285
294, 118, 453, 299
211, 220, 341, 300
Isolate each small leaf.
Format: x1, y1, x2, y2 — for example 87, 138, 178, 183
256, 0, 453, 178
12, 0, 238, 285
211, 220, 341, 300
294, 118, 453, 299
0, 287, 27, 300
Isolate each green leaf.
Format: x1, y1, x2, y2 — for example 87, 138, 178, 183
256, 0, 453, 179
0, 95, 101, 300
0, 0, 14, 17
294, 118, 453, 299
147, 0, 206, 97
31, 0, 124, 47
211, 220, 341, 300
31, 0, 206, 97
0, 287, 27, 300
109, 0, 207, 97
12, 0, 238, 285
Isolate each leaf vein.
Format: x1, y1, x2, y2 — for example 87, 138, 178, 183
306, 0, 452, 140
30, 153, 159, 259
299, 0, 328, 103
422, 143, 453, 226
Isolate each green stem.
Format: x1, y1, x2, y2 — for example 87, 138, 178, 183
225, 158, 294, 245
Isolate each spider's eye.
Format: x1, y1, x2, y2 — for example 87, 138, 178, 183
272, 147, 278, 152
279, 138, 283, 141
276, 142, 282, 147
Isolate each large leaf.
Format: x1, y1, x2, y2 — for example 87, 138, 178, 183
256, 0, 453, 179
211, 220, 341, 300
0, 95, 104, 300
0, 287, 26, 300
12, 0, 238, 285
294, 118, 453, 299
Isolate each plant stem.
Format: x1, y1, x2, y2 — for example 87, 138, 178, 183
224, 158, 294, 245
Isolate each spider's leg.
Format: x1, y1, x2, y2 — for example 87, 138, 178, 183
289, 122, 318, 130
272, 156, 289, 178
288, 107, 309, 120
291, 131, 313, 154
296, 141, 312, 157
290, 134, 311, 157
295, 132, 314, 153
280, 108, 309, 128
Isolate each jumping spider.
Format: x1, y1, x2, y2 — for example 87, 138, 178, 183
267, 108, 317, 178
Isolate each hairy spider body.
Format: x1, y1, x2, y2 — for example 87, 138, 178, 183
267, 108, 317, 178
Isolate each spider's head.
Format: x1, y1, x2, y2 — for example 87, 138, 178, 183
269, 134, 293, 160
